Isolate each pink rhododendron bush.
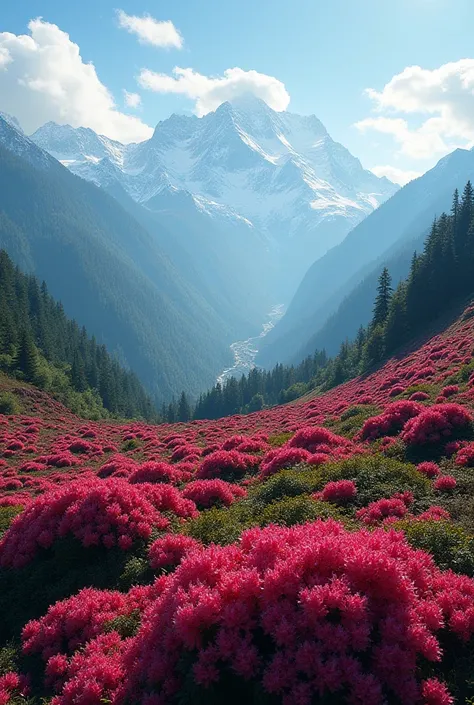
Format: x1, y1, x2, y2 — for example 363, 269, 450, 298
2, 311, 474, 702
17, 523, 474, 705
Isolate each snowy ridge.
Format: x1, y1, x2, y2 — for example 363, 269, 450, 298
26, 97, 398, 287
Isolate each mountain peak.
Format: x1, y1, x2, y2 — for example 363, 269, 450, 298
29, 105, 398, 291
227, 93, 275, 113
0, 112, 24, 134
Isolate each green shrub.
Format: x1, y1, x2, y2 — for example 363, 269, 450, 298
404, 383, 435, 396
315, 455, 431, 507
0, 642, 18, 676
267, 432, 293, 448
119, 556, 153, 590
122, 438, 140, 451
340, 404, 380, 421
257, 495, 344, 527
105, 609, 141, 638
183, 505, 249, 545
0, 506, 23, 538
249, 468, 321, 505
398, 519, 474, 575
0, 391, 20, 415
457, 360, 474, 383
328, 405, 381, 437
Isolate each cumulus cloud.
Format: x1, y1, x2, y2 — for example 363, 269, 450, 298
123, 90, 142, 109
138, 66, 290, 116
355, 116, 452, 160
117, 10, 183, 49
357, 59, 474, 161
370, 165, 421, 186
0, 19, 153, 142
0, 47, 11, 69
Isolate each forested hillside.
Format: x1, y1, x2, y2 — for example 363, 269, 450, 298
0, 250, 156, 420
193, 183, 474, 419
259, 148, 474, 367
0, 118, 235, 404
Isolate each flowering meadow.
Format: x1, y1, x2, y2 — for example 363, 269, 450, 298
3, 307, 474, 704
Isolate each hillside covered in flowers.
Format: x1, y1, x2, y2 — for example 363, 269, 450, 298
2, 302, 474, 704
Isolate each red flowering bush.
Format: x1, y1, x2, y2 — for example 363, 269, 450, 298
319, 479, 357, 505
434, 476, 457, 492
356, 492, 413, 525
288, 426, 348, 453
144, 484, 198, 519
129, 461, 184, 485
0, 479, 170, 568
50, 631, 128, 705
197, 450, 258, 480
117, 522, 474, 705
359, 401, 423, 441
148, 534, 202, 572
401, 404, 473, 448
22, 588, 130, 660
455, 442, 474, 467
410, 391, 430, 402
417, 462, 441, 478
97, 455, 137, 478
416, 506, 451, 522
441, 385, 459, 399
0, 672, 29, 704
181, 479, 247, 509
260, 447, 312, 479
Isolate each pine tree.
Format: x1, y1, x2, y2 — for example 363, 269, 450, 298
361, 324, 385, 371
371, 268, 393, 328
178, 391, 191, 422
15, 329, 39, 382
384, 282, 408, 355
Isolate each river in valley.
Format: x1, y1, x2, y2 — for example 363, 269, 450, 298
217, 304, 285, 385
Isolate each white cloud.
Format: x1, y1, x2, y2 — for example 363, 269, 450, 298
138, 66, 290, 116
355, 116, 451, 159
0, 19, 153, 142
117, 10, 183, 49
370, 165, 421, 186
0, 47, 11, 69
123, 90, 142, 109
357, 59, 474, 161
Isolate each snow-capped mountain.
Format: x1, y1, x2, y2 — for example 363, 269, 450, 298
0, 113, 55, 171
30, 96, 398, 291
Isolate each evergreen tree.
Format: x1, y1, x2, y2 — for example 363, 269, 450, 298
15, 330, 39, 383
178, 391, 191, 422
361, 325, 385, 371
384, 282, 408, 355
371, 268, 393, 328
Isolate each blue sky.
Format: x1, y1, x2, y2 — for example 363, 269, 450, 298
1, 0, 474, 183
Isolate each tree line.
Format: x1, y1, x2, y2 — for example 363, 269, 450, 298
0, 249, 157, 420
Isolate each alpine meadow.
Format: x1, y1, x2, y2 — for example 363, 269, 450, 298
2, 3, 474, 705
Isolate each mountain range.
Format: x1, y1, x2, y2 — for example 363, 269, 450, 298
258, 146, 474, 367
31, 95, 397, 297
0, 116, 239, 405
5, 97, 470, 406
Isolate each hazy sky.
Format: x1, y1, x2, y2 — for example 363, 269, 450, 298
1, 0, 473, 184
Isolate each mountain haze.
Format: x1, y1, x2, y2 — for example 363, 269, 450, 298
32, 96, 397, 296
0, 115, 237, 404
259, 147, 474, 367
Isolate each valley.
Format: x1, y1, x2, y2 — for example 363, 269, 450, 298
1, 4, 474, 701
217, 303, 285, 385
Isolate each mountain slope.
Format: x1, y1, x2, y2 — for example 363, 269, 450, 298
0, 116, 234, 403
31, 97, 397, 296
258, 147, 474, 366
